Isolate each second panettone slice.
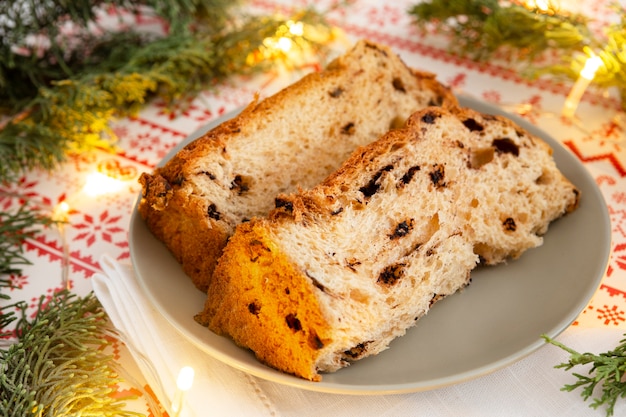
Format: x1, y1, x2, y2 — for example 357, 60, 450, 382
196, 105, 580, 381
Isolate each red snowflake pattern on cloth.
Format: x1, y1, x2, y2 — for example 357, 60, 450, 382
0, 176, 40, 211
596, 304, 626, 326
581, 119, 625, 150
7, 274, 29, 290
72, 210, 125, 248
129, 131, 162, 154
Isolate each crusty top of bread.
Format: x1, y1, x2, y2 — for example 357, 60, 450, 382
138, 40, 458, 291
197, 105, 580, 381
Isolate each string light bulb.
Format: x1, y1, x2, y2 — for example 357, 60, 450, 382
83, 171, 125, 197
579, 55, 603, 79
53, 201, 70, 222
52, 201, 71, 289
171, 366, 195, 417
529, 0, 550, 11
51, 168, 128, 290
523, 0, 560, 14
562, 55, 603, 118
277, 37, 293, 53
250, 17, 338, 67
288, 20, 304, 36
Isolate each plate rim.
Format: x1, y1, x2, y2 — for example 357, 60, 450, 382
129, 94, 611, 395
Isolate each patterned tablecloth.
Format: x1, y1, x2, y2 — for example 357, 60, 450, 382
2, 0, 626, 415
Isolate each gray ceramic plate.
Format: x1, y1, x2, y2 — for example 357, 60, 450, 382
129, 95, 610, 394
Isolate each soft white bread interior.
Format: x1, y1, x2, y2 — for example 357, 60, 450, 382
196, 105, 580, 381
138, 40, 457, 291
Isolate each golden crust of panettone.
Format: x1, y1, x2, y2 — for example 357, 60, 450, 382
195, 221, 332, 381
138, 40, 458, 292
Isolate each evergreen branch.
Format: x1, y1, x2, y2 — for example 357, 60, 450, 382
409, 0, 591, 60
0, 7, 332, 183
0, 291, 142, 417
0, 0, 239, 106
0, 200, 54, 276
0, 281, 17, 339
409, 0, 626, 110
542, 334, 626, 417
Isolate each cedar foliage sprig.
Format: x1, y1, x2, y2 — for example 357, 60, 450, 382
409, 0, 626, 110
0, 291, 141, 417
0, 198, 54, 275
0, 0, 238, 107
409, 0, 591, 60
0, 0, 333, 183
543, 334, 626, 416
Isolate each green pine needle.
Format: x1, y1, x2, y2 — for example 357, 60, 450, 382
542, 334, 626, 417
0, 199, 54, 276
409, 0, 626, 110
0, 0, 238, 106
409, 0, 591, 60
0, 3, 332, 183
0, 291, 142, 417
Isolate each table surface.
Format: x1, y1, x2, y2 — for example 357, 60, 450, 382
2, 0, 626, 414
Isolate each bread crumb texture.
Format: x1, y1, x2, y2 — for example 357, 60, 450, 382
198, 105, 580, 381
138, 39, 458, 292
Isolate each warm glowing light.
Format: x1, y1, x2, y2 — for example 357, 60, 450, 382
171, 366, 195, 417
246, 18, 339, 68
524, 0, 557, 12
52, 201, 71, 223
277, 37, 293, 53
562, 55, 603, 118
580, 55, 603, 80
55, 201, 70, 217
262, 35, 294, 56
288, 21, 304, 36
523, 0, 568, 14
83, 172, 125, 197
52, 201, 71, 290
176, 366, 195, 391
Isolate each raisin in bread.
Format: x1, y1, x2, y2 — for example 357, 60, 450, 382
138, 40, 457, 292
196, 105, 580, 381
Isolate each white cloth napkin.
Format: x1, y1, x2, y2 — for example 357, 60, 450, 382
92, 255, 626, 417
92, 255, 278, 417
